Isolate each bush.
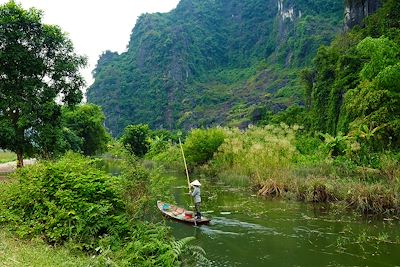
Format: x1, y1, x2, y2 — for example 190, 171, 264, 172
148, 144, 182, 170
120, 124, 151, 157
184, 128, 225, 166
0, 152, 203, 266
0, 152, 130, 249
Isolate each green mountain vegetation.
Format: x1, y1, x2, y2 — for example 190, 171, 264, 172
87, 0, 344, 136
304, 0, 400, 154
140, 0, 400, 216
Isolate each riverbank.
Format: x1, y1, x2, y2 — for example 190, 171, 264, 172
148, 125, 400, 216
0, 153, 204, 267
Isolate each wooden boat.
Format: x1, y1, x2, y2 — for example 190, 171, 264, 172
157, 201, 211, 225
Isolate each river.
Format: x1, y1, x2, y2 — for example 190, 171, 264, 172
166, 174, 400, 267
101, 159, 400, 266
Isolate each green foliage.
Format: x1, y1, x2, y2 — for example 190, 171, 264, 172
340, 37, 400, 150
62, 104, 111, 156
183, 128, 225, 166
120, 124, 151, 157
306, 0, 400, 153
294, 134, 323, 156
0, 152, 204, 265
148, 144, 183, 170
87, 0, 343, 135
300, 68, 316, 110
210, 125, 299, 185
171, 236, 211, 267
320, 132, 349, 157
118, 156, 153, 218
0, 1, 86, 166
121, 227, 207, 267
0, 153, 129, 249
356, 36, 400, 81
146, 135, 170, 159
269, 105, 310, 127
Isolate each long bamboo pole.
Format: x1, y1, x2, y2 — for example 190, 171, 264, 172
179, 137, 191, 192
178, 137, 197, 226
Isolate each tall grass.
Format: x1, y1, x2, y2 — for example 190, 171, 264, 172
209, 124, 299, 186
179, 125, 400, 215
0, 150, 16, 164
0, 228, 101, 267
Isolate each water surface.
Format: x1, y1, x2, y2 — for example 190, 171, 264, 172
167, 175, 400, 267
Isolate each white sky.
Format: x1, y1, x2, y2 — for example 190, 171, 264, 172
1, 0, 180, 88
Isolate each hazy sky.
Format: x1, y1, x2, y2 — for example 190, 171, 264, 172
1, 0, 180, 87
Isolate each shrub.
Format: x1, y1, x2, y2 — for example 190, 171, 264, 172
0, 152, 204, 266
120, 124, 151, 157
147, 144, 182, 170
146, 135, 170, 159
0, 152, 130, 249
184, 128, 225, 166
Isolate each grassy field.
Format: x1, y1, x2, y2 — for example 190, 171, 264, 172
0, 229, 103, 267
0, 151, 16, 164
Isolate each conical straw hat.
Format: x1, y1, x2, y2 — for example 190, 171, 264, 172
190, 179, 201, 186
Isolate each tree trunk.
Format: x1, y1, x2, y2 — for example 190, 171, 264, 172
16, 149, 24, 168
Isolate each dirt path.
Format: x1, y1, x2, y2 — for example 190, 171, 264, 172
0, 159, 36, 181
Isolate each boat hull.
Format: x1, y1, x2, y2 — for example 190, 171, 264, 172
157, 201, 210, 225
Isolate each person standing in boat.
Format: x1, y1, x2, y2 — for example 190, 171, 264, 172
190, 180, 202, 220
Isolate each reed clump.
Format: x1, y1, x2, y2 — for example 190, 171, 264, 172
345, 183, 399, 214
182, 125, 400, 215
148, 125, 400, 215
211, 124, 298, 185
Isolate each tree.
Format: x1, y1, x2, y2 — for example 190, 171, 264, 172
300, 68, 315, 111
120, 124, 150, 157
0, 1, 86, 166
341, 37, 400, 149
62, 104, 110, 156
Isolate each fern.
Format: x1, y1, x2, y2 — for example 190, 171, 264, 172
171, 236, 196, 260
186, 245, 211, 267
172, 236, 211, 267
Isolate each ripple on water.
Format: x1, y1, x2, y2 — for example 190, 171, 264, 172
206, 217, 281, 236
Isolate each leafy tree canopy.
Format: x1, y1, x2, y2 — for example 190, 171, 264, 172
306, 0, 400, 151
0, 1, 86, 166
62, 104, 110, 156
120, 124, 151, 157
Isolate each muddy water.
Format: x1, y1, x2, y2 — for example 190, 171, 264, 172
167, 175, 400, 267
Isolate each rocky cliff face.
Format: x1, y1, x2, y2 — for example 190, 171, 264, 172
87, 0, 344, 136
344, 0, 381, 31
